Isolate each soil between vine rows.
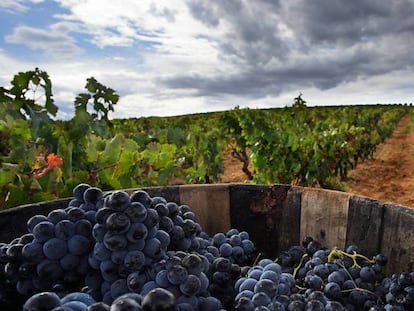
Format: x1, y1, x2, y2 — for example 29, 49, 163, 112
220, 113, 414, 208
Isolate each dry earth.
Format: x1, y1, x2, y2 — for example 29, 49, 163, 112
220, 114, 414, 207
346, 114, 414, 207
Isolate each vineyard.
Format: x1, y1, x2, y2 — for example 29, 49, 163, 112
0, 69, 409, 209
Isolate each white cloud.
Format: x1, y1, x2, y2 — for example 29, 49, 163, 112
1, 1, 414, 120
0, 0, 28, 12
5, 25, 82, 58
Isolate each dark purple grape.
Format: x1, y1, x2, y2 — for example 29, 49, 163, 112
32, 221, 56, 242
142, 288, 176, 311
154, 203, 169, 217
124, 202, 147, 223
143, 238, 162, 259
167, 265, 188, 285
43, 238, 68, 260
110, 278, 129, 300
62, 301, 88, 311
61, 292, 96, 306
22, 241, 44, 264
104, 233, 128, 252
83, 187, 104, 204
66, 206, 86, 222
27, 215, 49, 232
124, 250, 145, 271
48, 209, 68, 224
86, 302, 110, 311
107, 191, 131, 211
75, 219, 93, 237
179, 274, 201, 296
126, 223, 148, 243
106, 212, 131, 234
130, 190, 152, 208
55, 220, 76, 240
324, 281, 342, 300
73, 183, 91, 201
126, 271, 147, 292
23, 291, 61, 311
36, 259, 64, 280
166, 202, 180, 217
67, 234, 91, 255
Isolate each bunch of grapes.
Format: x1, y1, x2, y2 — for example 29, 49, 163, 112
86, 189, 173, 304
0, 184, 103, 300
209, 230, 255, 266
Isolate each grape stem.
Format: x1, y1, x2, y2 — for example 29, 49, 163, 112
293, 253, 309, 278
327, 247, 375, 268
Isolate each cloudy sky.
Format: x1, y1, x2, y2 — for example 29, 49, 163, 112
1, 0, 413, 119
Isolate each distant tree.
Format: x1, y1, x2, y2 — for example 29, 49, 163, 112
292, 92, 307, 109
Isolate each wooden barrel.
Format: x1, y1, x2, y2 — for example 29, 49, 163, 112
1, 183, 413, 274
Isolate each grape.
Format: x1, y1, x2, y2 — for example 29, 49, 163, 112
23, 291, 61, 311
141, 281, 159, 296
360, 266, 376, 283
104, 233, 128, 252
254, 279, 277, 299
324, 281, 342, 300
73, 183, 91, 202
234, 296, 255, 311
142, 288, 176, 311
75, 219, 93, 237
107, 191, 131, 211
6, 243, 24, 261
182, 253, 204, 276
87, 302, 110, 311
96, 207, 114, 225
55, 220, 76, 240
32, 221, 56, 242
106, 212, 131, 234
179, 274, 201, 296
27, 215, 49, 233
110, 297, 141, 311
36, 259, 64, 280
126, 223, 148, 243
94, 242, 112, 262
100, 260, 119, 283
123, 250, 145, 271
93, 224, 107, 242
156, 230, 171, 249
61, 291, 96, 306
159, 216, 174, 233
67, 207, 86, 222
144, 209, 159, 228
68, 234, 91, 255
60, 253, 79, 270
167, 265, 189, 285
111, 250, 127, 265
154, 203, 169, 218
126, 271, 147, 292
166, 202, 180, 217
110, 278, 129, 299
48, 209, 68, 224
143, 238, 162, 259
83, 187, 104, 204
62, 301, 88, 311
125, 202, 147, 223
43, 238, 68, 260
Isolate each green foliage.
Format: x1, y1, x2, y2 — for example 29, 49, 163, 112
225, 103, 406, 188
0, 69, 409, 208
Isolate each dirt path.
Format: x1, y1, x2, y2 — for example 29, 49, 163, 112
346, 113, 414, 207
220, 113, 414, 207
